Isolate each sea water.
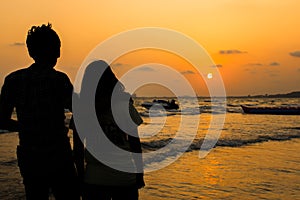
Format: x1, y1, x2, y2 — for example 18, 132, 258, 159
0, 97, 299, 199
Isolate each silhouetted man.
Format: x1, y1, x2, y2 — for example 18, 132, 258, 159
0, 23, 79, 200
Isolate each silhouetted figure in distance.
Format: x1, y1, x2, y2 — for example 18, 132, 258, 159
0, 23, 80, 200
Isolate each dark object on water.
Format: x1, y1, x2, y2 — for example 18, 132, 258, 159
241, 105, 300, 115
142, 99, 179, 110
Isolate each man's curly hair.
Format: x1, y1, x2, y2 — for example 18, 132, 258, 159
26, 23, 60, 58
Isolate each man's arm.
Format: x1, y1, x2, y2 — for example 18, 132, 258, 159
70, 119, 85, 183
60, 73, 73, 112
0, 78, 19, 132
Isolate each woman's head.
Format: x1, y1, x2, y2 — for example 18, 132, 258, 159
81, 60, 125, 99
97, 64, 125, 97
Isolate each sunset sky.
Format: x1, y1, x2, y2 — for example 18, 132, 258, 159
1, 0, 300, 96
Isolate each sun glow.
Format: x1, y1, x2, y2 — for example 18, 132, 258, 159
207, 73, 213, 79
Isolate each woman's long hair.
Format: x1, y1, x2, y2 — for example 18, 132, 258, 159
79, 60, 125, 114
96, 66, 124, 98
94, 63, 128, 145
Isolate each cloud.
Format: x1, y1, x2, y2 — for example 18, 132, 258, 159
136, 66, 155, 72
210, 64, 223, 68
298, 68, 300, 72
269, 62, 280, 66
245, 63, 263, 67
219, 49, 247, 54
111, 63, 133, 68
290, 51, 300, 57
245, 62, 280, 67
181, 70, 195, 75
10, 42, 25, 46
111, 62, 123, 67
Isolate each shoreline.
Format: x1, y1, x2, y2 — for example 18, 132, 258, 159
1, 131, 300, 199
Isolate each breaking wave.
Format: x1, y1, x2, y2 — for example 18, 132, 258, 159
141, 131, 300, 151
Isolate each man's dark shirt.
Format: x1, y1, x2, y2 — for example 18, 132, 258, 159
0, 64, 73, 147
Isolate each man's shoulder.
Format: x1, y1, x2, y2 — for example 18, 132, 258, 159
5, 68, 29, 82
51, 70, 73, 90
5, 67, 70, 83
52, 69, 70, 80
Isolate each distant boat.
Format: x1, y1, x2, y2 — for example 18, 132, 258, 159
142, 99, 179, 110
241, 105, 300, 115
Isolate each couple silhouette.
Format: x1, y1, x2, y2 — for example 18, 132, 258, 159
0, 23, 144, 200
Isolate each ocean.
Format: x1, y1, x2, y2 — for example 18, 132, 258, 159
0, 97, 300, 199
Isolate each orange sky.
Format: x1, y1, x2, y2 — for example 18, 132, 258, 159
1, 0, 300, 96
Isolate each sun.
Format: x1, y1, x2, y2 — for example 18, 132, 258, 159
207, 73, 213, 79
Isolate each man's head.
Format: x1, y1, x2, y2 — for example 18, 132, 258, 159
26, 23, 61, 68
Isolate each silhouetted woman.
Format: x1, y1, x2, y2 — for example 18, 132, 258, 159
72, 60, 145, 200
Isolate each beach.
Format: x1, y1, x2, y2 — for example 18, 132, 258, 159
1, 133, 299, 199
0, 97, 300, 199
